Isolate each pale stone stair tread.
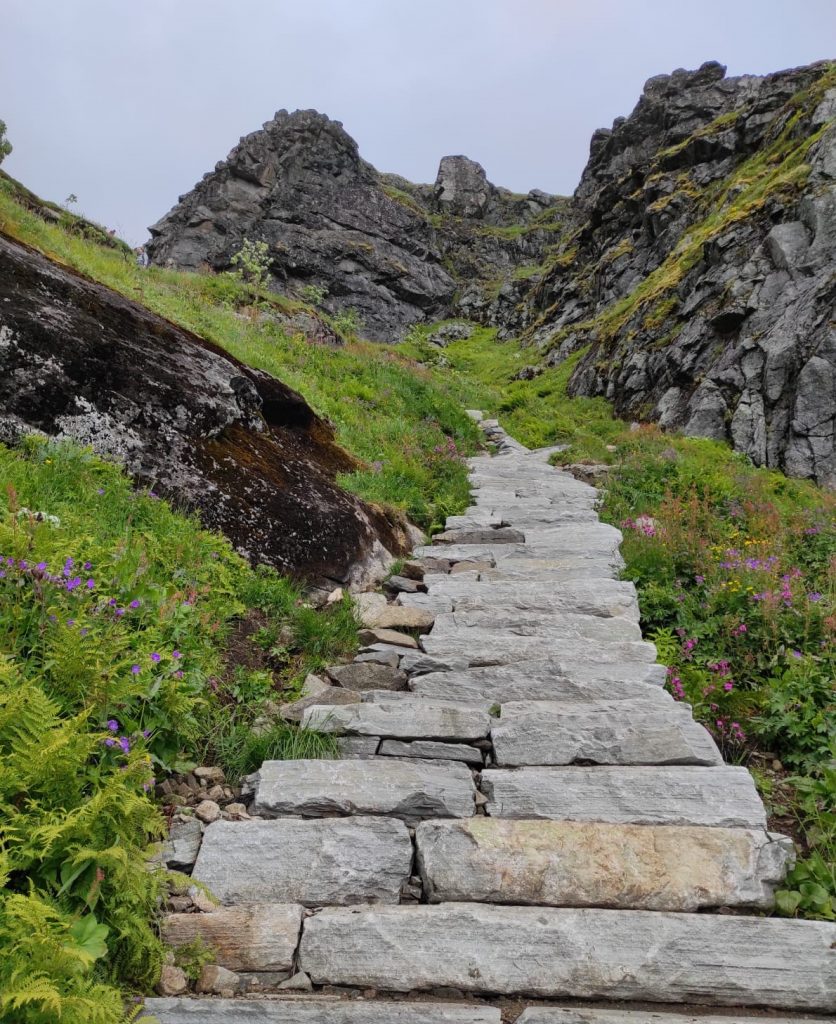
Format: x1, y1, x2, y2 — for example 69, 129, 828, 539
190, 818, 412, 906
301, 699, 492, 741
428, 609, 643, 642
251, 758, 477, 822
421, 576, 640, 619
516, 1010, 832, 1024
379, 739, 484, 764
415, 819, 793, 911
420, 631, 657, 667
298, 904, 835, 1009
409, 662, 669, 704
482, 765, 767, 827
491, 699, 723, 766
145, 998, 501, 1023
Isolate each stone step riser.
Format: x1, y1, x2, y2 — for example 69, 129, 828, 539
297, 904, 836, 1010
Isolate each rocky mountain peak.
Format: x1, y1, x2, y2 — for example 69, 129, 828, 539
433, 155, 495, 218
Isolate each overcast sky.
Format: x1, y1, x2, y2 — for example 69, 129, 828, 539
2, 0, 833, 244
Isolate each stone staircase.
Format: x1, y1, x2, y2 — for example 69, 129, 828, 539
146, 416, 835, 1023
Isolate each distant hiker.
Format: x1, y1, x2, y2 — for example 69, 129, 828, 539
135, 245, 149, 269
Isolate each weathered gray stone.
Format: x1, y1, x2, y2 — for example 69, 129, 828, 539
429, 609, 642, 643
410, 661, 668, 703
302, 700, 491, 741
191, 818, 412, 906
354, 649, 401, 668
416, 819, 793, 910
358, 627, 418, 649
338, 735, 380, 756
161, 904, 303, 972
399, 650, 470, 675
434, 526, 526, 544
252, 758, 476, 822
424, 578, 639, 619
491, 699, 722, 766
383, 574, 422, 593
366, 604, 436, 630
279, 686, 361, 722
482, 766, 766, 827
298, 903, 836, 1009
195, 964, 240, 994
145, 998, 502, 1023
517, 1010, 821, 1024
380, 740, 484, 765
326, 662, 408, 692
163, 818, 203, 871
420, 630, 657, 667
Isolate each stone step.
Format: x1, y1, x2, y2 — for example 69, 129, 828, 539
517, 1009, 830, 1024
491, 700, 723, 766
434, 526, 526, 544
251, 758, 477, 823
429, 610, 643, 643
301, 699, 492, 741
161, 903, 303, 973
423, 577, 640, 619
379, 739, 484, 765
297, 904, 836, 1010
481, 766, 767, 828
475, 558, 623, 581
190, 818, 412, 906
145, 998, 502, 1023
410, 662, 669, 703
420, 631, 657, 668
415, 819, 793, 911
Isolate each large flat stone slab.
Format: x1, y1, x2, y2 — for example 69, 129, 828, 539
517, 1010, 824, 1024
252, 758, 476, 823
191, 818, 412, 906
482, 766, 767, 828
161, 904, 302, 972
420, 631, 657, 667
298, 904, 836, 1009
424, 578, 639, 619
145, 999, 501, 1023
434, 526, 526, 544
301, 699, 491, 741
416, 819, 793, 911
410, 662, 668, 703
429, 609, 642, 642
492, 700, 722, 766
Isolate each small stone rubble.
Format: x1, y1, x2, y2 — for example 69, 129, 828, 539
149, 416, 835, 1020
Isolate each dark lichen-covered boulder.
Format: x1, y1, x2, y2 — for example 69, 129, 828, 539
0, 232, 416, 582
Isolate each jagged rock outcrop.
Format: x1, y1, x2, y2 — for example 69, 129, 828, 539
147, 110, 565, 341
0, 232, 415, 582
524, 61, 836, 486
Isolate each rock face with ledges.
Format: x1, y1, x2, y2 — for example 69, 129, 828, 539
191, 818, 412, 906
298, 903, 836, 1009
251, 758, 477, 823
416, 818, 793, 910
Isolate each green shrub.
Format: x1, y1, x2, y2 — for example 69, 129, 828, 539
0, 119, 11, 165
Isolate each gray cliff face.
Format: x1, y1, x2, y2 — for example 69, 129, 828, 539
147, 62, 835, 485
528, 61, 836, 487
147, 110, 565, 341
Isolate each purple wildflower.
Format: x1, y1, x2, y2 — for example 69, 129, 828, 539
118, 736, 131, 754
150, 652, 161, 663
107, 719, 119, 732
131, 664, 141, 675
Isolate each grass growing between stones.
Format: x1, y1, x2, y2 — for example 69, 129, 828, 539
0, 439, 351, 1021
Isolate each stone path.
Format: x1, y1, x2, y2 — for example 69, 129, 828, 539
147, 416, 835, 1022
